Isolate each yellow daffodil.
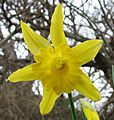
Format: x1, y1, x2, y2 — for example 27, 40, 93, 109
80, 99, 100, 120
8, 3, 102, 115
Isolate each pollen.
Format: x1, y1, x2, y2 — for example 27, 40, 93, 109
55, 57, 65, 69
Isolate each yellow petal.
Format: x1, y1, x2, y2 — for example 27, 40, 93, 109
40, 86, 60, 115
21, 21, 50, 55
80, 99, 100, 120
83, 108, 100, 120
8, 63, 39, 82
50, 4, 67, 47
83, 108, 92, 120
71, 69, 101, 101
93, 111, 100, 120
72, 40, 103, 65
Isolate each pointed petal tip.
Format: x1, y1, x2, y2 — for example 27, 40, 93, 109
39, 108, 45, 115
93, 39, 103, 48
20, 20, 24, 25
7, 64, 38, 83
58, 3, 62, 8
95, 39, 103, 45
20, 20, 27, 29
8, 76, 12, 82
20, 19, 50, 55
88, 83, 101, 101
50, 2, 67, 47
91, 89, 101, 101
8, 74, 18, 83
39, 87, 60, 115
20, 20, 23, 23
39, 106, 48, 115
39, 102, 52, 115
86, 39, 103, 45
20, 20, 31, 32
95, 39, 103, 42
94, 39, 103, 54
8, 71, 21, 83
96, 93, 101, 101
84, 89, 101, 102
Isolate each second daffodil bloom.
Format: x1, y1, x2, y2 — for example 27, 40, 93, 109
80, 99, 100, 120
8, 3, 102, 115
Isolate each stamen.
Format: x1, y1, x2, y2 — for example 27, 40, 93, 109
55, 57, 64, 69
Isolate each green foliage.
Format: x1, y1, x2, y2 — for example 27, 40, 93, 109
112, 65, 114, 85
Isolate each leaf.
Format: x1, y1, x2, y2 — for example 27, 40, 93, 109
112, 65, 114, 85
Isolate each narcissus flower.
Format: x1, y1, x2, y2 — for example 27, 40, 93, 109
80, 99, 100, 120
8, 3, 102, 115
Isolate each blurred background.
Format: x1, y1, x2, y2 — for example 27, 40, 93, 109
0, 0, 114, 119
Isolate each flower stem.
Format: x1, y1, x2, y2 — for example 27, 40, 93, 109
68, 93, 78, 120
112, 65, 114, 85
82, 110, 87, 120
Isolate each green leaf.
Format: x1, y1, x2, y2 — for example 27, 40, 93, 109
112, 65, 114, 85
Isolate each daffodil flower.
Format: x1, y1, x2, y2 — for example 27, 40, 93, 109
8, 3, 102, 115
80, 99, 100, 120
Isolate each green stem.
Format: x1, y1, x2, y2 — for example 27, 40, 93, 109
68, 93, 78, 120
82, 110, 87, 120
112, 65, 114, 85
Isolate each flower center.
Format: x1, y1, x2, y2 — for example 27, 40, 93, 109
55, 57, 65, 69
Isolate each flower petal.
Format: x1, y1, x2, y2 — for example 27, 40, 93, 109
72, 40, 103, 65
69, 69, 101, 101
50, 4, 67, 47
83, 108, 92, 120
83, 108, 100, 120
92, 111, 100, 120
80, 99, 94, 111
40, 86, 60, 115
21, 21, 50, 55
8, 63, 39, 82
